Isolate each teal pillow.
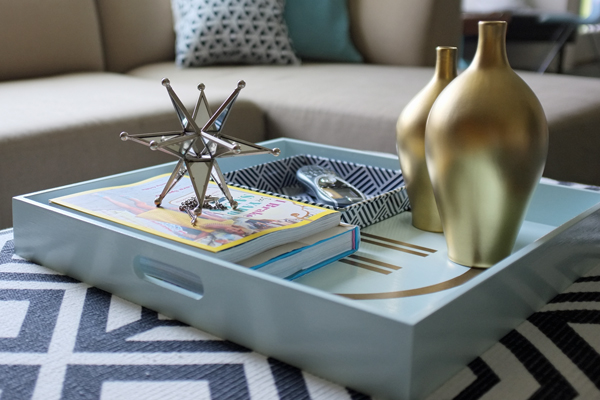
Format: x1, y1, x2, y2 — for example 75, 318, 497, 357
284, 0, 363, 63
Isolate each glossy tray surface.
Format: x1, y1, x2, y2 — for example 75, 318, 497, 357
12, 138, 600, 400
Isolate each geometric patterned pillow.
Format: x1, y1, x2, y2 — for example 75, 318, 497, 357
171, 0, 300, 67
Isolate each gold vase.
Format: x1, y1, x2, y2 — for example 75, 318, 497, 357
425, 21, 548, 268
396, 46, 457, 232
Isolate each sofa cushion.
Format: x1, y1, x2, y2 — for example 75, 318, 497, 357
129, 62, 600, 187
172, 0, 300, 67
129, 62, 434, 152
0, 0, 104, 81
284, 0, 362, 63
96, 0, 463, 72
95, 0, 176, 73
347, 0, 462, 67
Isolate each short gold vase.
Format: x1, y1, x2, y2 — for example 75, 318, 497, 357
396, 46, 457, 232
425, 21, 548, 268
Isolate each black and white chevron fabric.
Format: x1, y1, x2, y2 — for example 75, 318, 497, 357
224, 154, 410, 228
3, 179, 600, 399
428, 265, 600, 399
0, 229, 367, 400
2, 226, 599, 399
172, 0, 300, 66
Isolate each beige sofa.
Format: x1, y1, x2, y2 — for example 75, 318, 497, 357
2, 0, 600, 230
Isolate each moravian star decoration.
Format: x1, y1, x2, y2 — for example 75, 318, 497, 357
120, 78, 280, 220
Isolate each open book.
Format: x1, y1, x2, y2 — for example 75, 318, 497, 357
50, 174, 341, 263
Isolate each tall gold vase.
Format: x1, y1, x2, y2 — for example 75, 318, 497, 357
425, 21, 548, 268
396, 46, 457, 232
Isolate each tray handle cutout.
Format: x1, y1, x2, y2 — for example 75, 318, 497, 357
134, 256, 204, 300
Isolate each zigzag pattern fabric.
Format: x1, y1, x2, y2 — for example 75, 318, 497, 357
0, 230, 363, 399
429, 264, 600, 399
172, 0, 300, 66
2, 224, 599, 399
224, 154, 410, 228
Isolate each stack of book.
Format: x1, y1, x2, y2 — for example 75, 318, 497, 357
51, 174, 359, 279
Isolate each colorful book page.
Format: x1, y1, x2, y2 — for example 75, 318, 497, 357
50, 174, 337, 253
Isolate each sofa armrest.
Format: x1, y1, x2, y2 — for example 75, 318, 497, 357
348, 0, 462, 67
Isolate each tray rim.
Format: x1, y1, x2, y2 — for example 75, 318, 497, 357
12, 137, 600, 399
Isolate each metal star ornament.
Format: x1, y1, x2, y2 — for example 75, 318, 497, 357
120, 78, 279, 219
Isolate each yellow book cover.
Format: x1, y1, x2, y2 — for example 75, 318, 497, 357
50, 174, 340, 261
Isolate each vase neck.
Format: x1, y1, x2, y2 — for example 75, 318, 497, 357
472, 21, 510, 69
435, 46, 457, 80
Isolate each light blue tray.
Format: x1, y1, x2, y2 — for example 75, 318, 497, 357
12, 138, 600, 400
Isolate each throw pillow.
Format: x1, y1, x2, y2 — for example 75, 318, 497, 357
284, 0, 363, 63
172, 0, 300, 67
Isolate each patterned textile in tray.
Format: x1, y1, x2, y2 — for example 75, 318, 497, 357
224, 154, 410, 228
